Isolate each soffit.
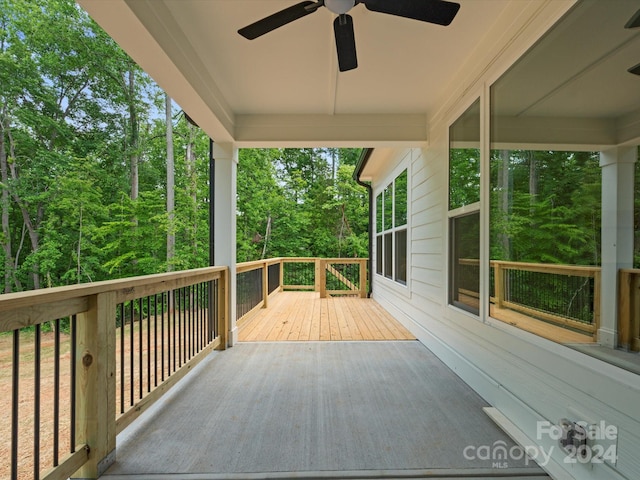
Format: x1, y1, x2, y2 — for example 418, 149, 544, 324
78, 0, 514, 146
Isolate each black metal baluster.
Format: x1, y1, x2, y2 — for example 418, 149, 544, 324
70, 315, 77, 452
189, 285, 194, 358
139, 297, 143, 400
53, 318, 60, 466
11, 330, 19, 480
120, 303, 125, 414
130, 301, 134, 406
184, 287, 188, 362
172, 289, 176, 374
34, 323, 41, 480
177, 288, 181, 365
199, 283, 202, 348
162, 292, 166, 382
154, 294, 158, 388
147, 296, 151, 393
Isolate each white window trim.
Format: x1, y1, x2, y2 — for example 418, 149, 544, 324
373, 159, 411, 296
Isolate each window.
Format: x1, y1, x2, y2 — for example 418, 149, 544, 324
375, 169, 408, 285
448, 99, 480, 315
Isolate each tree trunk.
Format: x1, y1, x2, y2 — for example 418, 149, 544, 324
0, 115, 13, 292
497, 150, 511, 259
185, 121, 198, 255
166, 94, 175, 271
128, 68, 139, 201
77, 204, 83, 283
528, 150, 538, 202
261, 215, 272, 260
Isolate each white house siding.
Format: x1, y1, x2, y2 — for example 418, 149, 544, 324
369, 1, 640, 479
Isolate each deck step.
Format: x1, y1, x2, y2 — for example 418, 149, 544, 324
103, 469, 551, 480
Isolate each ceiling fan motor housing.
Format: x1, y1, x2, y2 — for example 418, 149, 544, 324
325, 0, 356, 15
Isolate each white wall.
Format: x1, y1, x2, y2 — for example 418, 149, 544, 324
369, 1, 640, 479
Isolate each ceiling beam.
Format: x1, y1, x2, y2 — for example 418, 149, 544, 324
234, 114, 428, 147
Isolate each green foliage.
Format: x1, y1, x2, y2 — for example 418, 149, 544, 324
490, 150, 601, 266
449, 148, 480, 210
0, 0, 369, 293
236, 148, 368, 262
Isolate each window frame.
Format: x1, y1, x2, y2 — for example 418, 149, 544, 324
374, 162, 410, 290
447, 97, 482, 317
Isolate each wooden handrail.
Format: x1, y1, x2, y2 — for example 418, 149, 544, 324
0, 266, 227, 331
3, 266, 229, 480
489, 260, 600, 336
490, 260, 599, 277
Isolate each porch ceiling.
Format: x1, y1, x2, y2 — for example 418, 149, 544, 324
77, 1, 640, 152
77, 0, 515, 146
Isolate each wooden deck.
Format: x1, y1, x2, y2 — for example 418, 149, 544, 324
238, 291, 415, 342
490, 305, 595, 344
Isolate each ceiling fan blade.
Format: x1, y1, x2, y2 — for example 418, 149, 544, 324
334, 14, 358, 72
238, 1, 320, 40
362, 0, 460, 26
628, 63, 640, 76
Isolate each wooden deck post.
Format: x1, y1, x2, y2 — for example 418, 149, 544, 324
216, 269, 228, 350
72, 292, 116, 479
633, 274, 640, 351
618, 270, 631, 349
592, 269, 601, 340
262, 261, 269, 309
359, 259, 367, 298
314, 258, 321, 293
319, 259, 327, 298
494, 262, 504, 309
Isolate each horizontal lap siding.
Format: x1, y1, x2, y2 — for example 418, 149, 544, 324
372, 140, 640, 479
372, 145, 447, 335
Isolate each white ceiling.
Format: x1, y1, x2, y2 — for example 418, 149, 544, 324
492, 0, 640, 148
77, 0, 640, 149
78, 0, 515, 146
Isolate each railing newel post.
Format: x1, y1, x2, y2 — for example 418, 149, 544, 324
216, 268, 228, 350
262, 261, 269, 309
314, 258, 321, 293
592, 269, 601, 341
72, 291, 116, 479
359, 259, 367, 298
319, 259, 327, 298
279, 259, 284, 292
495, 262, 504, 309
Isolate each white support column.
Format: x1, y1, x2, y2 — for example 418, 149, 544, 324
599, 147, 636, 348
213, 142, 238, 346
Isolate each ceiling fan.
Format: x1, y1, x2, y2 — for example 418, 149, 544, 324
238, 0, 461, 72
625, 8, 640, 75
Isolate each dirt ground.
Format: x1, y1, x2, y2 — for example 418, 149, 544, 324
1, 313, 208, 480
0, 330, 72, 480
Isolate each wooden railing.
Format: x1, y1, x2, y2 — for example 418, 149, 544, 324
1, 267, 228, 480
619, 269, 640, 352
236, 257, 368, 326
492, 261, 601, 337
456, 259, 601, 337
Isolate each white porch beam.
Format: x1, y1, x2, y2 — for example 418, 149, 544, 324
234, 114, 428, 148
599, 146, 637, 348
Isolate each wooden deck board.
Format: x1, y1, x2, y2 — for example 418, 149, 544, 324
490, 305, 595, 344
238, 292, 415, 342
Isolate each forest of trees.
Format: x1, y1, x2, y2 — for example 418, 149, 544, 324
3, 0, 639, 297
490, 149, 603, 266
0, 0, 368, 294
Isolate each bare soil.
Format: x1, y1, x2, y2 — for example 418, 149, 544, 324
1, 312, 207, 480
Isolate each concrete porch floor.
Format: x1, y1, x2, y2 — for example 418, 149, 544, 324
103, 341, 550, 479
